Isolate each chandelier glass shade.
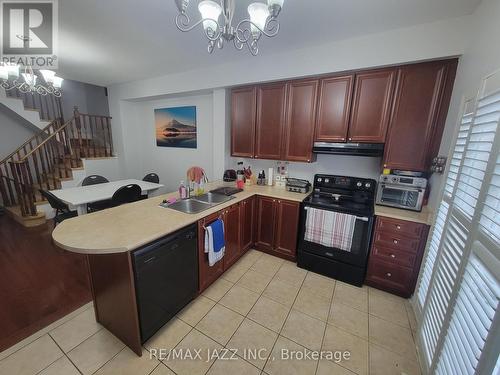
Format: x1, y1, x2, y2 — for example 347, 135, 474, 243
0, 64, 63, 97
175, 0, 284, 56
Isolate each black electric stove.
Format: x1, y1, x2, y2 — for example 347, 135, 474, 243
297, 174, 377, 287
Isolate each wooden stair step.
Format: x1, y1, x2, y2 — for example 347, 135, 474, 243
5, 205, 46, 227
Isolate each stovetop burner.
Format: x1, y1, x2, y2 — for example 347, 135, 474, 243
302, 174, 377, 217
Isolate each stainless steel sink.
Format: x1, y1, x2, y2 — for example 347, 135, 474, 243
167, 199, 212, 214
166, 193, 235, 214
192, 192, 234, 205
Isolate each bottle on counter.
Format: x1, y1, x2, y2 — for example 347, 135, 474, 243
179, 180, 188, 199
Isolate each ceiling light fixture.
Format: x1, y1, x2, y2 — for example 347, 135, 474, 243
0, 63, 63, 97
174, 0, 284, 56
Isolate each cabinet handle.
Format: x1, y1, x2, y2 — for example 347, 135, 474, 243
393, 239, 399, 245
396, 225, 401, 230
348, 137, 352, 141
386, 272, 392, 277
273, 199, 276, 202
278, 200, 281, 203
390, 254, 396, 258
307, 159, 310, 162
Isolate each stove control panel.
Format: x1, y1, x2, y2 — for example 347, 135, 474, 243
313, 174, 376, 192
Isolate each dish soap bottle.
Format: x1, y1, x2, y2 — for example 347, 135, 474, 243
179, 180, 188, 199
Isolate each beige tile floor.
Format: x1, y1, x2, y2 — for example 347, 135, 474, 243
0, 249, 421, 375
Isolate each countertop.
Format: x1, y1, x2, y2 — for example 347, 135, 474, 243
52, 182, 307, 255
374, 205, 434, 225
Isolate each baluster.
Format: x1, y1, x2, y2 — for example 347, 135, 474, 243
10, 162, 26, 216
0, 165, 10, 206
31, 144, 43, 188
21, 161, 36, 215
105, 117, 113, 156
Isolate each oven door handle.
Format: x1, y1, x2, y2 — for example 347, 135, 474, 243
304, 206, 369, 222
379, 184, 423, 193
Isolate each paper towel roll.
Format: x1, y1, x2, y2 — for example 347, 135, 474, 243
267, 167, 274, 186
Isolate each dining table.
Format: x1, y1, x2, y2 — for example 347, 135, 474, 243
50, 179, 164, 215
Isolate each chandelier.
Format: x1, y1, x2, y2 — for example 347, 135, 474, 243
0, 64, 64, 97
174, 0, 285, 56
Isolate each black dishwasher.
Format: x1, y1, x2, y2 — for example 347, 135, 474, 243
132, 223, 198, 343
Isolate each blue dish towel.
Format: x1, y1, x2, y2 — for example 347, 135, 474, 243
204, 219, 225, 266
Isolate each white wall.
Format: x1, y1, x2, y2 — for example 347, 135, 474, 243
107, 15, 473, 198
428, 0, 500, 208
118, 93, 215, 192
0, 106, 37, 160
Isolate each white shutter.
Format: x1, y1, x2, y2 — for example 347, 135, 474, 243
416, 70, 500, 374
445, 100, 474, 198
420, 213, 468, 363
436, 243, 500, 375
417, 201, 449, 307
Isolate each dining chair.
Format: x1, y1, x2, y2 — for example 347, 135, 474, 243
39, 190, 78, 227
142, 173, 160, 184
111, 184, 142, 207
81, 175, 112, 212
82, 175, 109, 186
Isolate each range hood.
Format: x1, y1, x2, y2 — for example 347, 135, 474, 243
313, 142, 384, 157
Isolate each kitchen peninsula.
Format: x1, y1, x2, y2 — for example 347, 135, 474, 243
52, 182, 308, 355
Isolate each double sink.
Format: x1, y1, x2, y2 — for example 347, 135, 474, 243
167, 192, 235, 214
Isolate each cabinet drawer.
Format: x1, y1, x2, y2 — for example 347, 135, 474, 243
371, 245, 416, 268
366, 260, 413, 293
376, 216, 425, 238
373, 231, 421, 253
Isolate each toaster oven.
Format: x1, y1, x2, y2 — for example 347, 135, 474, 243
376, 174, 427, 212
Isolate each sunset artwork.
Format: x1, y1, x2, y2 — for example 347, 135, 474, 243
155, 106, 197, 148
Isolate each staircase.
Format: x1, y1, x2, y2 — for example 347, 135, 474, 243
0, 87, 63, 129
0, 95, 114, 226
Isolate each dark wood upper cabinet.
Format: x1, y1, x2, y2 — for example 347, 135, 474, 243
256, 196, 276, 251
315, 75, 354, 142
283, 79, 319, 162
348, 69, 396, 143
223, 204, 241, 269
274, 200, 300, 258
255, 83, 287, 160
240, 197, 255, 253
383, 60, 457, 171
231, 87, 256, 158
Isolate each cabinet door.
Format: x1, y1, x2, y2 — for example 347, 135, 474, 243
315, 75, 354, 142
383, 61, 454, 171
283, 80, 319, 162
223, 204, 241, 270
198, 213, 225, 292
255, 83, 287, 160
256, 196, 276, 251
274, 200, 300, 259
231, 87, 256, 157
240, 197, 255, 253
348, 69, 395, 143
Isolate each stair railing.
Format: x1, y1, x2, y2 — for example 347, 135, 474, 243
5, 88, 64, 122
0, 108, 113, 217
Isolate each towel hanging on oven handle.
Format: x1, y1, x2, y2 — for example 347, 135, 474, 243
303, 206, 369, 222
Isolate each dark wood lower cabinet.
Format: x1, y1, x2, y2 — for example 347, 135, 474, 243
240, 196, 255, 253
223, 203, 241, 270
255, 196, 300, 261
274, 199, 300, 259
256, 196, 277, 251
198, 212, 225, 292
365, 216, 429, 298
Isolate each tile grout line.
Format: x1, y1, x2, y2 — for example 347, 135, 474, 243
260, 268, 309, 373
0, 303, 94, 363
313, 279, 336, 375
202, 252, 281, 374
161, 250, 266, 375
44, 333, 84, 375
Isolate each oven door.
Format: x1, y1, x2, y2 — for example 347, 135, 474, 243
298, 204, 374, 268
376, 184, 424, 211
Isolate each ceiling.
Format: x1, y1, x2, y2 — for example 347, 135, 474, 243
57, 0, 481, 86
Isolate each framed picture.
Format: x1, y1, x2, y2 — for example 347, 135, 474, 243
154, 106, 197, 148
